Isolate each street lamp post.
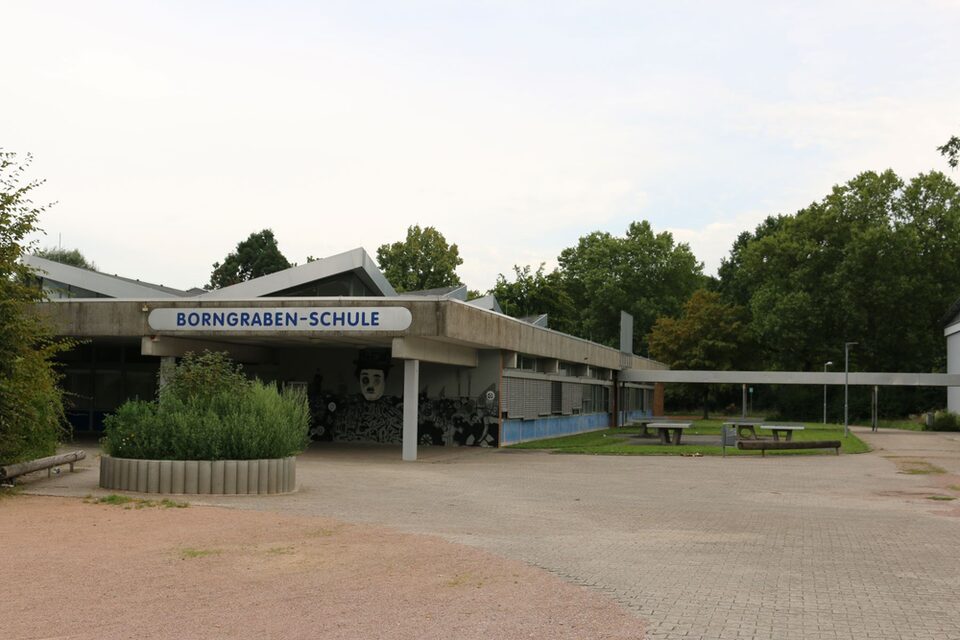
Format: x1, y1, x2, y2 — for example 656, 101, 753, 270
823, 361, 834, 424
844, 342, 857, 437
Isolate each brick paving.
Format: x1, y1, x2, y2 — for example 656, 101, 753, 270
26, 428, 960, 639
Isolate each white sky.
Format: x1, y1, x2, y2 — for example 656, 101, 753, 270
3, 1, 959, 292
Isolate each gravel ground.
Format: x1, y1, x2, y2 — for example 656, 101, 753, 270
1, 494, 644, 640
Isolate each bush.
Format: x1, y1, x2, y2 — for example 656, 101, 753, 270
102, 352, 309, 460
0, 150, 73, 465
926, 410, 960, 432
0, 343, 70, 464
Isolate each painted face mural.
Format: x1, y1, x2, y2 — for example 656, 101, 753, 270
359, 368, 385, 401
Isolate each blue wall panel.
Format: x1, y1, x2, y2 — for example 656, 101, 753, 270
501, 412, 614, 445
623, 409, 651, 424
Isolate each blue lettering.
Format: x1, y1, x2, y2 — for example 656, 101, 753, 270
201, 312, 211, 326
346, 312, 360, 327
309, 312, 320, 327
332, 311, 345, 326
285, 312, 297, 327
240, 312, 250, 326
250, 313, 262, 327
227, 312, 238, 327
212, 313, 224, 327
263, 312, 273, 327
176, 312, 186, 327
371, 311, 380, 326
187, 312, 200, 327
320, 312, 331, 327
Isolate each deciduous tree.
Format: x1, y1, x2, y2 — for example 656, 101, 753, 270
718, 170, 960, 417
939, 135, 959, 169
34, 246, 95, 269
648, 290, 749, 417
209, 229, 291, 289
0, 151, 71, 464
376, 225, 463, 292
490, 264, 576, 334
558, 221, 704, 351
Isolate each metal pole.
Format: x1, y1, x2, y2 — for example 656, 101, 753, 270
742, 383, 747, 418
823, 361, 833, 424
844, 342, 857, 438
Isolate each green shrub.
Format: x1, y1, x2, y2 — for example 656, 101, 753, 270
0, 342, 71, 464
926, 410, 960, 432
161, 350, 251, 405
102, 352, 309, 460
0, 150, 74, 465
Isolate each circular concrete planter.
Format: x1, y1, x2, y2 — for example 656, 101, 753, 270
99, 455, 296, 495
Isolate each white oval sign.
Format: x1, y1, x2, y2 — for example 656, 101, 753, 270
148, 307, 412, 332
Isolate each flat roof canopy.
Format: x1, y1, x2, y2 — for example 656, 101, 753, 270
620, 369, 960, 387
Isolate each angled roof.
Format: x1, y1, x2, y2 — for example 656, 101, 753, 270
943, 296, 960, 328
465, 294, 502, 313
197, 247, 395, 299
403, 284, 468, 300
518, 313, 549, 328
23, 255, 191, 298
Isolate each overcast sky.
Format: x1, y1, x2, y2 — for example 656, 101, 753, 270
4, 1, 959, 292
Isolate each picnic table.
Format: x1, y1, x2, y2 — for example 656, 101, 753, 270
759, 424, 805, 441
646, 422, 692, 445
723, 420, 805, 441
632, 417, 688, 438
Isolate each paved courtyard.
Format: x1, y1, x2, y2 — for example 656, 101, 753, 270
25, 427, 960, 640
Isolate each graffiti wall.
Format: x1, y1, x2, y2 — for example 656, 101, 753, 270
308, 386, 499, 447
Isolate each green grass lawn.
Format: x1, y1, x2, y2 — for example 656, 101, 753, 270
509, 419, 869, 456
874, 419, 926, 431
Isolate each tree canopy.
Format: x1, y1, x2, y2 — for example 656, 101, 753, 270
0, 151, 70, 464
716, 169, 960, 416
209, 229, 292, 290
34, 246, 95, 270
376, 225, 463, 293
939, 135, 959, 169
490, 264, 576, 334
648, 289, 750, 417
557, 221, 705, 351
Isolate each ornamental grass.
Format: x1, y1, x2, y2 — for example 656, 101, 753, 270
102, 352, 309, 461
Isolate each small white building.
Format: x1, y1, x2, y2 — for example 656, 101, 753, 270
945, 298, 960, 413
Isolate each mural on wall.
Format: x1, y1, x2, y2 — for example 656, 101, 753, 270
355, 349, 391, 401
307, 350, 498, 447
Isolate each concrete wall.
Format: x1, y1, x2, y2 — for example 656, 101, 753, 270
418, 350, 500, 400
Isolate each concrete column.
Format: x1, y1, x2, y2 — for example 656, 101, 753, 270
403, 359, 419, 461
158, 356, 176, 389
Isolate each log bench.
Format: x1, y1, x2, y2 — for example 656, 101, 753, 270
736, 440, 840, 456
0, 450, 86, 483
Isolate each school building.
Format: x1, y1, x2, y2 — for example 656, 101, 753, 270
26, 248, 667, 459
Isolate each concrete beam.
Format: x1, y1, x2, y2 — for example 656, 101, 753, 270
391, 337, 477, 367
141, 336, 274, 363
620, 369, 960, 387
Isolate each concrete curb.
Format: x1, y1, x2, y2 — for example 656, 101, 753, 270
99, 455, 296, 495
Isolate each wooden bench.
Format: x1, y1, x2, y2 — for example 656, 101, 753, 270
0, 450, 86, 484
736, 440, 840, 456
